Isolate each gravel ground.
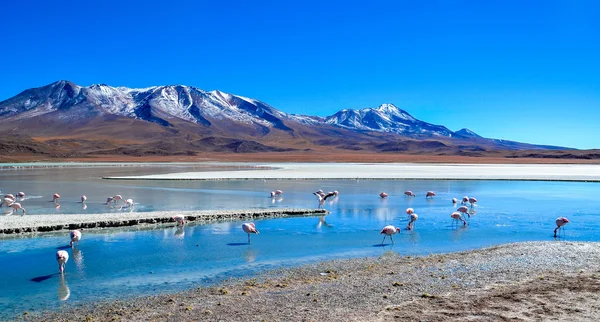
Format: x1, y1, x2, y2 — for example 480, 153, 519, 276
0, 208, 327, 234
22, 241, 600, 321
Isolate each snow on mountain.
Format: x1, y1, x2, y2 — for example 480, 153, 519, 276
324, 103, 455, 137
455, 128, 483, 138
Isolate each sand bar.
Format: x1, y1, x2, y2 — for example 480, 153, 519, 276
104, 162, 600, 181
0, 208, 328, 235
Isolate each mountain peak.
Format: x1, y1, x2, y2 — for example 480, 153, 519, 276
455, 128, 482, 138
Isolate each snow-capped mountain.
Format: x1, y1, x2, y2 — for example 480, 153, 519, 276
324, 103, 455, 137
0, 81, 569, 156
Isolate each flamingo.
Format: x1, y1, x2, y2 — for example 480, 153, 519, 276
380, 192, 388, 198
406, 213, 418, 230
52, 193, 60, 202
554, 217, 570, 237
404, 191, 416, 197
332, 190, 339, 197
70, 230, 82, 248
468, 197, 477, 207
425, 191, 436, 199
56, 250, 69, 274
105, 197, 114, 205
174, 214, 185, 225
111, 195, 123, 204
242, 222, 259, 243
457, 205, 470, 218
406, 208, 414, 215
380, 225, 401, 245
451, 212, 467, 226
4, 194, 15, 200
81, 195, 87, 203
120, 198, 134, 210
314, 189, 325, 196
313, 191, 335, 208
270, 191, 275, 198
9, 202, 25, 215
275, 190, 283, 196
461, 196, 469, 205
16, 192, 25, 198
452, 198, 457, 204
1, 197, 14, 207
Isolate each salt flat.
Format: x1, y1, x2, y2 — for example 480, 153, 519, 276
104, 163, 600, 181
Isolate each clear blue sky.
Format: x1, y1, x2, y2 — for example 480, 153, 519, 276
1, 0, 598, 149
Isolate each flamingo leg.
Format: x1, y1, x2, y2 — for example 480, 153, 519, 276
248, 233, 251, 244
390, 235, 394, 244
381, 236, 386, 245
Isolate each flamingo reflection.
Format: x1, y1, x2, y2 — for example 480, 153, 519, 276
58, 274, 70, 301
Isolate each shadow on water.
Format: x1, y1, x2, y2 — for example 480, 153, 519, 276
31, 273, 58, 283
227, 242, 250, 246
56, 245, 71, 250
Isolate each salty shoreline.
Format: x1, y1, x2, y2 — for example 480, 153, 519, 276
26, 241, 600, 321
104, 163, 600, 181
0, 208, 328, 235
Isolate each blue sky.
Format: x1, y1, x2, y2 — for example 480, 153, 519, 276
1, 0, 598, 149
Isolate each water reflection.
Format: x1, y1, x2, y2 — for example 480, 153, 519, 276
58, 275, 70, 301
316, 216, 333, 229
174, 227, 185, 239
244, 247, 257, 263
72, 248, 84, 272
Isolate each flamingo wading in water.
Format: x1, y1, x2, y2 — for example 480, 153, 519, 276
242, 223, 259, 243
554, 217, 570, 237
380, 192, 388, 198
380, 225, 401, 245
70, 230, 82, 248
451, 212, 467, 227
9, 202, 25, 215
404, 191, 416, 197
53, 193, 60, 202
426, 191, 436, 199
56, 250, 69, 274
174, 214, 185, 226
468, 197, 477, 207
81, 195, 87, 203
406, 213, 418, 230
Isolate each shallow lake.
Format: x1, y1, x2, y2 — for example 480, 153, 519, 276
1, 163, 599, 318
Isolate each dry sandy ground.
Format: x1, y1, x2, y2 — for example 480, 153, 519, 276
25, 241, 600, 322
105, 163, 600, 181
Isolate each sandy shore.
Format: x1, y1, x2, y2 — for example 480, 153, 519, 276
0, 209, 328, 235
23, 241, 600, 321
104, 163, 600, 181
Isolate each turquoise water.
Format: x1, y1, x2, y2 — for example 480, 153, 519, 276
0, 164, 599, 319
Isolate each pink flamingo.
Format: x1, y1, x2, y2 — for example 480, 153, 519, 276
1, 197, 14, 207
380, 192, 388, 198
70, 230, 82, 247
406, 208, 414, 215
275, 190, 283, 196
4, 194, 15, 201
17, 192, 25, 198
242, 222, 259, 243
120, 198, 134, 210
406, 213, 418, 230
457, 205, 470, 218
468, 197, 477, 207
9, 202, 26, 215
174, 214, 185, 225
56, 250, 69, 274
425, 191, 436, 199
53, 193, 60, 202
81, 195, 87, 203
452, 198, 457, 204
461, 196, 469, 205
111, 195, 123, 204
404, 191, 416, 197
554, 217, 570, 237
451, 212, 467, 226
380, 225, 401, 245
270, 191, 275, 198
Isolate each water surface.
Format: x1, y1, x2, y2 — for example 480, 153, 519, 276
0, 164, 599, 318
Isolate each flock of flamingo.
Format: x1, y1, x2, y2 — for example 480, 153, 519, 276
2, 187, 571, 274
